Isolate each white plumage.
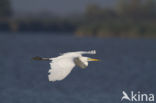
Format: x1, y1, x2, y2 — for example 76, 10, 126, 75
33, 50, 99, 82
48, 57, 75, 81
48, 50, 99, 82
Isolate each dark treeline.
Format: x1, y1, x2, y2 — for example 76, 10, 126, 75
76, 0, 156, 37
0, 0, 156, 37
0, 0, 78, 33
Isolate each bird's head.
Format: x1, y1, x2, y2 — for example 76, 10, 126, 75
74, 56, 100, 69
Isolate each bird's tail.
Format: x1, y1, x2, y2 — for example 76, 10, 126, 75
32, 56, 50, 61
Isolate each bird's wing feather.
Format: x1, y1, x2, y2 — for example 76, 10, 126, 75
60, 50, 96, 57
48, 58, 75, 82
75, 50, 96, 55
48, 50, 96, 82
50, 50, 96, 60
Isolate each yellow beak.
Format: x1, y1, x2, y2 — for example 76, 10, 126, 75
88, 58, 100, 61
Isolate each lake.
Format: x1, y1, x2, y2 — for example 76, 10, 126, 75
0, 32, 156, 103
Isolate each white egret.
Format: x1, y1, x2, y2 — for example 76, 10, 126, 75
33, 50, 99, 82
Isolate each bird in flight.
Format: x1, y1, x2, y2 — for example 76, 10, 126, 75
33, 50, 100, 82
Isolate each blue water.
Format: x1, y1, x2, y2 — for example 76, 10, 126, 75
0, 33, 156, 103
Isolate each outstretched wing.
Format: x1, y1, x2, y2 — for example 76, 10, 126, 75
74, 50, 96, 55
59, 50, 96, 57
48, 50, 96, 82
48, 58, 75, 82
50, 50, 96, 60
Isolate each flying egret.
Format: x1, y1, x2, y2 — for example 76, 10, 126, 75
33, 50, 100, 82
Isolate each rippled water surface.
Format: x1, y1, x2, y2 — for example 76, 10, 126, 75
0, 33, 156, 103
